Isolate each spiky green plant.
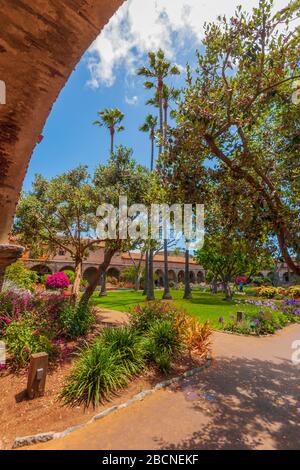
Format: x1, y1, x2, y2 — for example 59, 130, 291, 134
60, 339, 128, 408
101, 327, 146, 375
144, 319, 183, 372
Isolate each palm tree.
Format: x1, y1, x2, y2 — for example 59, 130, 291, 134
93, 108, 125, 154
139, 114, 158, 171
138, 50, 179, 301
137, 49, 180, 160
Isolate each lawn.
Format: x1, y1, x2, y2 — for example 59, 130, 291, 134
91, 289, 261, 329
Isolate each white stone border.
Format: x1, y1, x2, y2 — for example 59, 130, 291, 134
12, 357, 212, 449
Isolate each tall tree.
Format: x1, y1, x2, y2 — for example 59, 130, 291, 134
80, 146, 150, 306
93, 108, 125, 154
14, 167, 98, 298
166, 0, 300, 275
139, 114, 158, 171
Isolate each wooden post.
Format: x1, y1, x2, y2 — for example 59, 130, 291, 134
237, 311, 244, 323
27, 352, 48, 399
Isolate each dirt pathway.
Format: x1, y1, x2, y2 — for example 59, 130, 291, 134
27, 323, 300, 450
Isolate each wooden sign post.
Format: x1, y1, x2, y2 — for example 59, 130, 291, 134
237, 311, 244, 323
27, 352, 48, 399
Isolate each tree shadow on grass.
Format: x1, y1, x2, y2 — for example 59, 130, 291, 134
155, 356, 300, 450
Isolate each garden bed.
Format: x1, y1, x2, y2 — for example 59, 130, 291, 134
0, 349, 204, 450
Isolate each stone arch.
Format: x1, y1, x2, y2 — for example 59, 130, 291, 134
155, 269, 164, 287
107, 267, 120, 281
197, 271, 204, 283
168, 270, 176, 282
59, 265, 75, 273
189, 271, 196, 283
83, 267, 99, 286
0, 0, 124, 245
282, 272, 289, 282
178, 270, 184, 283
31, 264, 52, 278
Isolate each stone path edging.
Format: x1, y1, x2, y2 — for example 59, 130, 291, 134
12, 357, 212, 449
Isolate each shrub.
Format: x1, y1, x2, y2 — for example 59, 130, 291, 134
63, 270, 75, 285
128, 301, 179, 333
101, 327, 145, 375
144, 320, 183, 372
4, 261, 39, 292
181, 319, 212, 358
59, 302, 95, 339
4, 319, 55, 367
251, 276, 268, 286
120, 267, 136, 284
46, 272, 70, 290
0, 290, 34, 334
106, 276, 118, 286
289, 286, 300, 297
256, 286, 279, 298
60, 340, 128, 407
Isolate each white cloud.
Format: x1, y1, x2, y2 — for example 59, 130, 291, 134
87, 0, 292, 88
125, 95, 139, 106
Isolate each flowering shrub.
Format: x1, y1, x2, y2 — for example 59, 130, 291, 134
236, 276, 247, 285
289, 286, 300, 297
46, 272, 70, 290
256, 286, 279, 298
0, 290, 34, 334
0, 288, 94, 367
128, 301, 180, 333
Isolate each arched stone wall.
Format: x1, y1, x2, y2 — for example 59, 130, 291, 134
0, 0, 124, 245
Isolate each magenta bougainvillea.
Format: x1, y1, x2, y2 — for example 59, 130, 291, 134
46, 272, 70, 290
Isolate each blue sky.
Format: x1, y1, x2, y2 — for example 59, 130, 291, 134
23, 0, 288, 191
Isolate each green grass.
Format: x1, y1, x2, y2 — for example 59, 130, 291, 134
91, 289, 261, 329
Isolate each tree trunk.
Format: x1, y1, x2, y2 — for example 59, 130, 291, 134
223, 281, 232, 301
158, 79, 163, 157
143, 250, 149, 295
163, 238, 172, 299
110, 128, 115, 155
134, 273, 141, 291
151, 132, 155, 171
100, 271, 107, 296
183, 248, 192, 299
147, 248, 155, 300
211, 276, 218, 294
277, 227, 300, 277
79, 249, 115, 306
72, 260, 82, 297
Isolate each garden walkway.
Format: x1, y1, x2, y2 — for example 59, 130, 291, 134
28, 322, 300, 450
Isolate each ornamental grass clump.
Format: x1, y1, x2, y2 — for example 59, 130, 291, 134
60, 339, 129, 407
101, 327, 145, 375
143, 319, 183, 372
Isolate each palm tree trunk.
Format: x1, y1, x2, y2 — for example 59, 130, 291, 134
163, 239, 172, 299
158, 79, 163, 157
151, 132, 155, 171
162, 96, 172, 300
143, 250, 149, 295
183, 247, 192, 299
147, 248, 155, 300
110, 128, 114, 154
